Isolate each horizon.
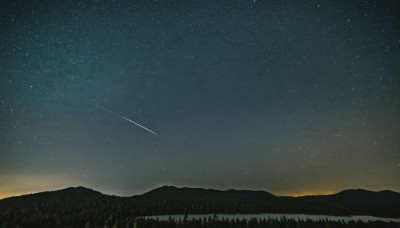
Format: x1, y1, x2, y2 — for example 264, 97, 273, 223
1, 184, 398, 200
1, 0, 399, 199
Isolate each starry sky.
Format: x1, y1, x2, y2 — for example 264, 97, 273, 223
1, 0, 399, 199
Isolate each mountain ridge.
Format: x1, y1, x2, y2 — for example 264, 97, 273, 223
138, 185, 278, 201
5, 185, 399, 199
1, 186, 399, 219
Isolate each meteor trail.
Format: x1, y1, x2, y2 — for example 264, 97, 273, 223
96, 105, 157, 135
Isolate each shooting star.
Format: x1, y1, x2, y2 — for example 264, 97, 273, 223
96, 105, 157, 135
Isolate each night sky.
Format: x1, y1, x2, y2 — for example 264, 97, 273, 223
1, 0, 399, 199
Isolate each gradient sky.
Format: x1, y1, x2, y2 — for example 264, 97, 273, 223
1, 0, 399, 199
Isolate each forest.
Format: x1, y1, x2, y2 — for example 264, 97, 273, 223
1, 214, 399, 228
134, 217, 400, 228
0, 186, 399, 227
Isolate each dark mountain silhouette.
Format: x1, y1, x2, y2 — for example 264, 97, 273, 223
0, 186, 106, 208
134, 186, 400, 217
296, 189, 400, 218
138, 185, 277, 201
0, 186, 399, 227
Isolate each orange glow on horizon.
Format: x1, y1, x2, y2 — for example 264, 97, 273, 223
277, 189, 338, 197
289, 191, 336, 197
0, 191, 33, 200
0, 173, 86, 200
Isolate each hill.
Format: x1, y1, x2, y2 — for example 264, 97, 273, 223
0, 186, 399, 227
296, 189, 400, 218
138, 185, 277, 201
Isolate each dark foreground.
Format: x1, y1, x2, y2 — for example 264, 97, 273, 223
1, 186, 399, 227
2, 216, 399, 228
135, 217, 399, 228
